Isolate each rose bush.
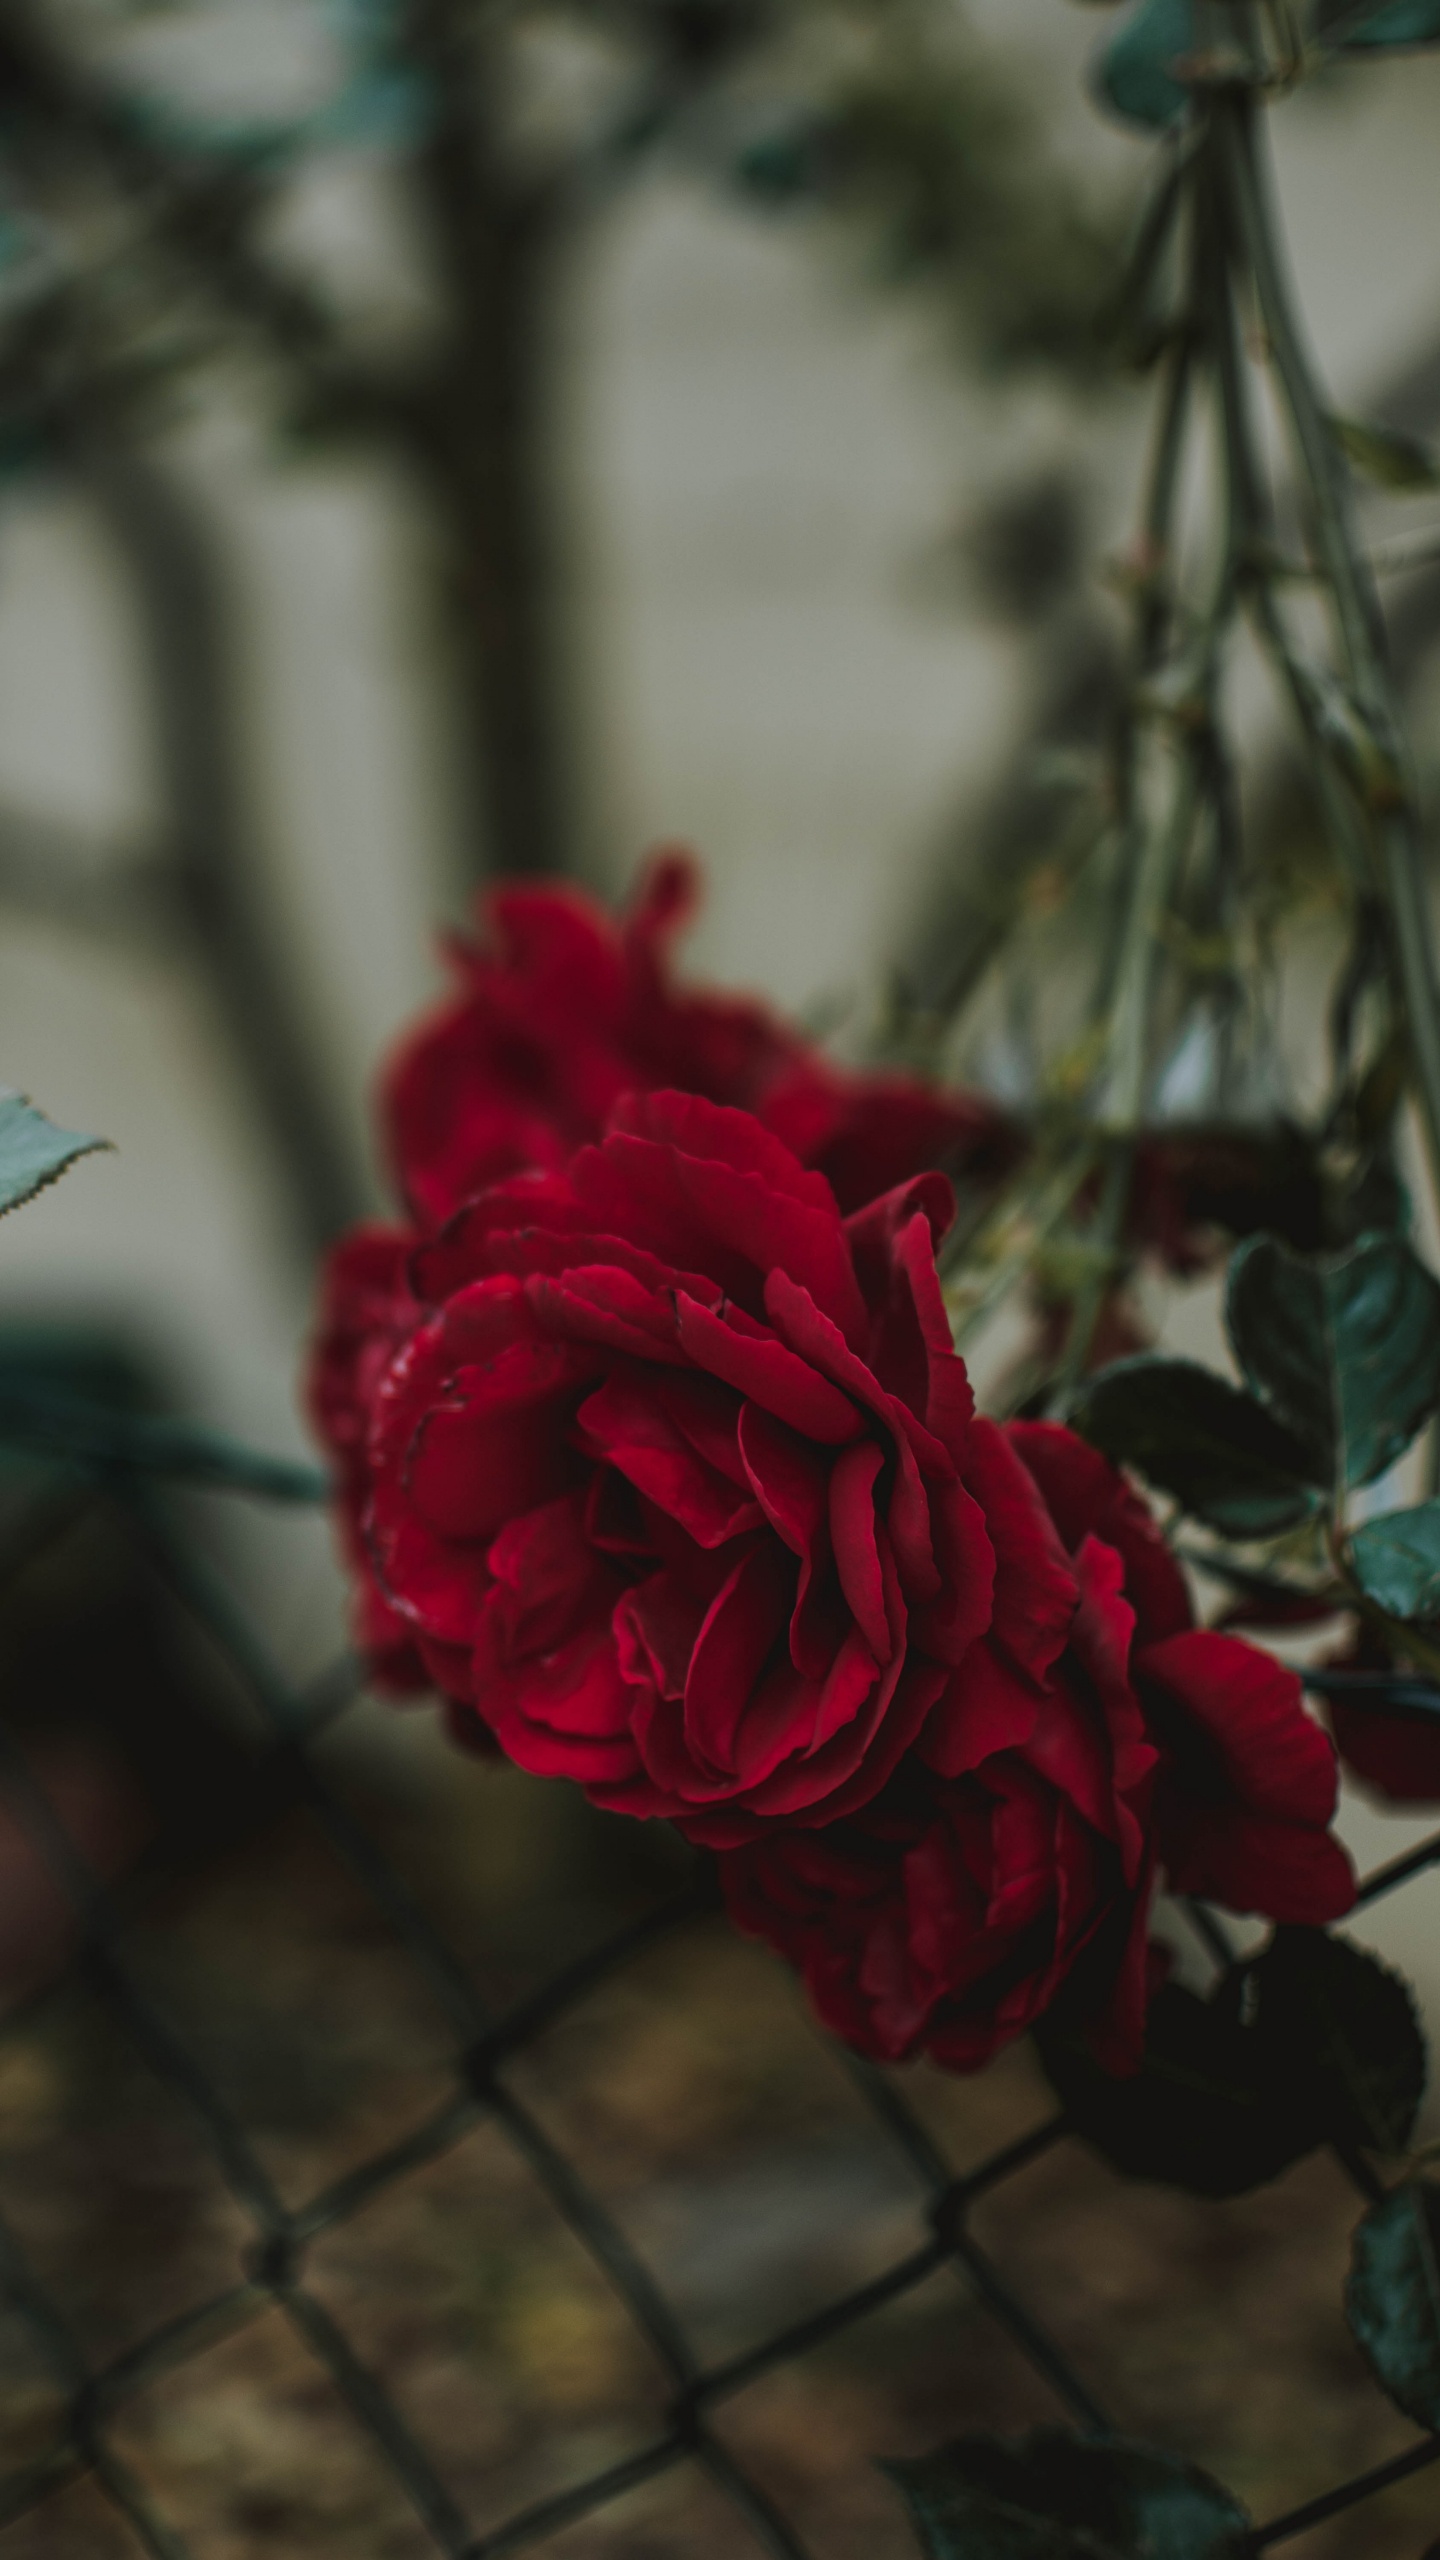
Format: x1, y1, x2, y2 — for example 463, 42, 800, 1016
380, 849, 1019, 1228
720, 1426, 1355, 2073
312, 1084, 1352, 2072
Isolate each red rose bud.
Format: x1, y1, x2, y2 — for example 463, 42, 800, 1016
380, 849, 1019, 1229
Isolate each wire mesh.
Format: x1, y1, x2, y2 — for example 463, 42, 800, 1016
0, 1446, 1437, 2560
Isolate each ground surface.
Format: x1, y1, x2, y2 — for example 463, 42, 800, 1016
0, 1695, 1436, 2560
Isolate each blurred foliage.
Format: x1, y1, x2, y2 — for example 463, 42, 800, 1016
0, 0, 1129, 891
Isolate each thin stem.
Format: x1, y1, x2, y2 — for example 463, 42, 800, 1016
1224, 98, 1440, 1202
946, 1148, 1100, 1351
1092, 330, 1196, 1028
1052, 1134, 1134, 1394
1097, 745, 1203, 1131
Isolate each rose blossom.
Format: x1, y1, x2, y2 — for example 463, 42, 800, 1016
316, 853, 1017, 1689
719, 1426, 1355, 2074
380, 849, 1019, 1229
353, 1094, 1025, 1834
312, 1085, 1353, 2073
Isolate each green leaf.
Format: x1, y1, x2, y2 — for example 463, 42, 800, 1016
1038, 1980, 1322, 2199
1331, 414, 1440, 491
1038, 1932, 1424, 2197
1347, 0, 1440, 41
0, 1386, 327, 1501
884, 2430, 1249, 2559
1317, 0, 1440, 48
1350, 1503, 1440, 1623
1067, 1356, 1319, 1535
1226, 1232, 1440, 1489
0, 1091, 108, 1219
1092, 0, 1194, 130
1261, 1928, 1426, 2155
1347, 2180, 1440, 2432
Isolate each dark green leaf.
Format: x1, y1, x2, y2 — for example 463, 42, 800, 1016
1260, 1928, 1426, 2156
1331, 415, 1440, 491
885, 2429, 1249, 2559
1318, 0, 1440, 48
0, 1091, 107, 1219
1347, 2180, 1440, 2431
1350, 1503, 1440, 1623
1068, 1356, 1319, 1535
1038, 1932, 1424, 2196
1092, 0, 1194, 130
0, 1325, 325, 1503
1226, 1232, 1440, 1488
0, 1384, 326, 1502
1037, 1980, 1322, 2198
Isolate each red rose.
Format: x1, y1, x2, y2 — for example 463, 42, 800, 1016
352, 1092, 1096, 1839
720, 1425, 1354, 2077
1005, 1426, 1354, 1924
720, 1536, 1160, 2075
381, 849, 1018, 1228
314, 1088, 1355, 2074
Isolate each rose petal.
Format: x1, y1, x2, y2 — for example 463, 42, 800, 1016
828, 1440, 890, 1662
920, 1638, 1040, 1777
1009, 1420, 1192, 1644
1139, 1628, 1339, 1825
1163, 1806, 1355, 1923
577, 1372, 762, 1549
964, 1418, 1077, 1685
674, 1295, 860, 1442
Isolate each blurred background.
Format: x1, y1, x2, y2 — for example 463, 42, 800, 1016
2, 0, 1440, 1476
4, 4, 1440, 2551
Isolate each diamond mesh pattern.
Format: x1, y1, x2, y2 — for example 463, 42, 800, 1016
0, 1464, 1436, 2558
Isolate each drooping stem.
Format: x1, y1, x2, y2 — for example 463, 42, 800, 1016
1222, 95, 1440, 1206
1052, 157, 1216, 1389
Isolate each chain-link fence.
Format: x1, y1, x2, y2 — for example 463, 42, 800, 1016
0, 1440, 1438, 2560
